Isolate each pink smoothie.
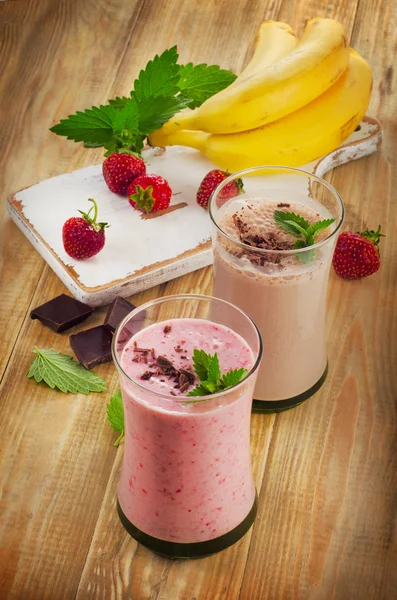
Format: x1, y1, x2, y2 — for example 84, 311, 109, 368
213, 198, 336, 401
118, 318, 256, 543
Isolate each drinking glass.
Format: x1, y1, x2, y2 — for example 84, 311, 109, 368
112, 294, 262, 558
209, 166, 344, 413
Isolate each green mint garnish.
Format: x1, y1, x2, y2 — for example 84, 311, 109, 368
27, 347, 107, 394
106, 389, 124, 447
274, 210, 335, 262
50, 46, 236, 157
186, 349, 248, 400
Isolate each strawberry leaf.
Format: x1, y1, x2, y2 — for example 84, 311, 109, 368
108, 95, 130, 109
112, 100, 139, 133
177, 63, 237, 108
50, 104, 118, 146
134, 46, 180, 101
137, 95, 189, 135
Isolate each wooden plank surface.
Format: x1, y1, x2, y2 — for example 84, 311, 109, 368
0, 1, 396, 599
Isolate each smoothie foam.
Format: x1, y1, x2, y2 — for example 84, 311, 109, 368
118, 318, 256, 543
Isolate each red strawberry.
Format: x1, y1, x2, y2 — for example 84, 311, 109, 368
128, 174, 172, 213
62, 198, 108, 259
102, 153, 146, 195
196, 169, 244, 209
332, 226, 385, 280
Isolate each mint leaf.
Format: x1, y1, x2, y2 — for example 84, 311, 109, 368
274, 210, 310, 236
187, 349, 248, 398
137, 95, 188, 135
177, 63, 237, 108
220, 368, 248, 390
27, 347, 107, 394
186, 385, 211, 397
201, 380, 218, 394
107, 389, 125, 446
50, 105, 118, 146
275, 210, 335, 251
134, 46, 180, 102
192, 349, 210, 381
207, 353, 221, 385
307, 218, 335, 237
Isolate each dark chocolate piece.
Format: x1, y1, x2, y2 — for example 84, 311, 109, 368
104, 296, 136, 333
30, 294, 94, 333
69, 325, 113, 369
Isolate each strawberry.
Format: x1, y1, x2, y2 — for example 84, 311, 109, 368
332, 226, 385, 280
128, 174, 172, 213
196, 169, 244, 209
102, 153, 146, 195
62, 198, 108, 259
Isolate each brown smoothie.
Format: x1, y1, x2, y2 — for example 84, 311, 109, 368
213, 198, 336, 402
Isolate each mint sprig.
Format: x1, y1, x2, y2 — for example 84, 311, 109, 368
106, 389, 124, 447
50, 46, 236, 157
27, 347, 107, 394
274, 210, 335, 262
186, 349, 248, 399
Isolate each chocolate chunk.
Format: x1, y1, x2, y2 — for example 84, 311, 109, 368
180, 369, 196, 385
30, 294, 94, 333
104, 296, 136, 333
69, 325, 113, 369
141, 371, 153, 381
163, 325, 172, 334
157, 355, 174, 373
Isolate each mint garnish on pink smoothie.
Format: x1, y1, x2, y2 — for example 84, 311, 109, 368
187, 349, 248, 397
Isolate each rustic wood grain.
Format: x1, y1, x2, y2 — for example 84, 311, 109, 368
1, 0, 396, 599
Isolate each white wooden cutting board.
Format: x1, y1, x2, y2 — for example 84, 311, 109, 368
7, 116, 382, 307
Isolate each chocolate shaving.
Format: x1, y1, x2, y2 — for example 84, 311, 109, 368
277, 202, 290, 208
141, 371, 154, 381
180, 369, 196, 385
175, 347, 183, 353
157, 355, 174, 373
163, 325, 172, 334
134, 347, 150, 353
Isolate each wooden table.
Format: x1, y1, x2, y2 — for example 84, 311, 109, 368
1, 1, 396, 598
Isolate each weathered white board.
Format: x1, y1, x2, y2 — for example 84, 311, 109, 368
7, 116, 382, 307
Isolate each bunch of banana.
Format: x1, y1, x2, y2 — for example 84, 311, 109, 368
149, 18, 372, 170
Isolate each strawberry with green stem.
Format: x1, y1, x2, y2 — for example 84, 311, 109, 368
332, 226, 385, 280
128, 174, 172, 213
62, 198, 108, 259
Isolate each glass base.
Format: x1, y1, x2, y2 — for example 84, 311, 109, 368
117, 494, 258, 559
252, 364, 328, 414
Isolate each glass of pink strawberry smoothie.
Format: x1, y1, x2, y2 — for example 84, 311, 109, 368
210, 166, 344, 413
112, 294, 262, 559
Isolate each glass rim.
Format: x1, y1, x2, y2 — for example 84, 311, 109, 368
111, 293, 263, 403
208, 165, 345, 255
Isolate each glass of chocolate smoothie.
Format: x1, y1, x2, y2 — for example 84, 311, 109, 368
112, 294, 262, 558
209, 166, 344, 413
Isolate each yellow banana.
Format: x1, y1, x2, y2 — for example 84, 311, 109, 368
161, 18, 349, 135
234, 21, 297, 81
149, 50, 372, 171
